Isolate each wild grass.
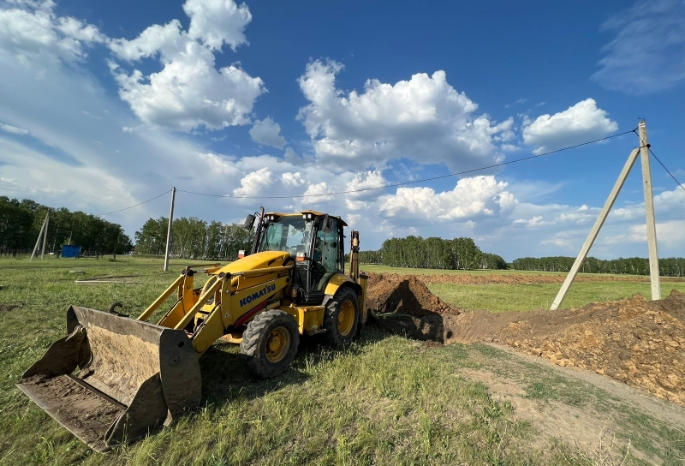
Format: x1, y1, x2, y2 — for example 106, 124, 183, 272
426, 282, 685, 312
359, 263, 685, 311
360, 264, 648, 278
0, 256, 679, 464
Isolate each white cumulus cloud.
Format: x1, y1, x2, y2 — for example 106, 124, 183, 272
249, 117, 287, 149
297, 60, 514, 171
378, 175, 517, 221
183, 0, 252, 51
108, 1, 264, 132
0, 0, 105, 64
522, 99, 618, 154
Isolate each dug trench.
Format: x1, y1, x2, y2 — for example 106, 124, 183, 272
365, 273, 685, 406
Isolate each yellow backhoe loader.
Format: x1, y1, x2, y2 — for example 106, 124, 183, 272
17, 209, 367, 452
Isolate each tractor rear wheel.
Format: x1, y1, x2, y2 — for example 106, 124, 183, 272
324, 287, 359, 348
240, 309, 299, 379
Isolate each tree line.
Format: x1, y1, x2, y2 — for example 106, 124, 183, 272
359, 236, 507, 270
359, 236, 684, 276
512, 256, 685, 277
0, 196, 132, 256
4, 196, 682, 275
134, 217, 253, 260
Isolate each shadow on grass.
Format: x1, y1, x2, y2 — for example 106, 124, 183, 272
198, 326, 392, 408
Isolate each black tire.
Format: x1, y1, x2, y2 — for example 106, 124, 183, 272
324, 287, 359, 348
240, 309, 299, 379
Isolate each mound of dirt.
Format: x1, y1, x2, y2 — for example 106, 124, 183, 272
450, 290, 685, 405
419, 273, 685, 285
365, 273, 461, 342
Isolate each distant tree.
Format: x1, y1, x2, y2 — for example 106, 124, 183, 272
134, 216, 253, 260
510, 256, 683, 276
0, 196, 131, 256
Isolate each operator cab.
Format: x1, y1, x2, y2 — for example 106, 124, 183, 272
247, 211, 346, 304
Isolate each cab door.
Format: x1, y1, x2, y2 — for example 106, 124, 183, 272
311, 217, 342, 292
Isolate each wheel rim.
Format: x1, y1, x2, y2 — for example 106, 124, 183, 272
338, 300, 355, 337
266, 327, 290, 363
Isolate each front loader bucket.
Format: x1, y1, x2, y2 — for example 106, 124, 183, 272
17, 306, 201, 452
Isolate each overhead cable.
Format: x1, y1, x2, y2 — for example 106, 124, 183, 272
648, 148, 685, 193
177, 129, 637, 199
96, 189, 172, 216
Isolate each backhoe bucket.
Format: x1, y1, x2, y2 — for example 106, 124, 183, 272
17, 306, 201, 452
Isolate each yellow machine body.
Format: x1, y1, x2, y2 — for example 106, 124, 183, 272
17, 210, 368, 452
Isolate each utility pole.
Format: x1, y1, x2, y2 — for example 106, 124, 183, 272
30, 211, 49, 260
638, 121, 661, 300
41, 210, 50, 259
550, 148, 640, 310
551, 120, 662, 310
163, 187, 176, 272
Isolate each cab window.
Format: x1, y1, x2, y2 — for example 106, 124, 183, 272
315, 218, 341, 273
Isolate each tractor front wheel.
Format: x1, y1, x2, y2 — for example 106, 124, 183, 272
240, 309, 299, 378
324, 287, 359, 348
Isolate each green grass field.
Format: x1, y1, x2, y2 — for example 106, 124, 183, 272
361, 264, 685, 312
426, 282, 685, 312
0, 256, 679, 465
358, 264, 641, 277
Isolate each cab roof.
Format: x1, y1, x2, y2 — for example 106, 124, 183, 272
264, 210, 347, 226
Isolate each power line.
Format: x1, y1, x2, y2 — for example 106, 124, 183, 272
648, 148, 685, 192
177, 129, 637, 199
96, 189, 172, 216
88, 129, 639, 216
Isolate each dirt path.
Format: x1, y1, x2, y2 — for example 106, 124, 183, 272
460, 343, 685, 465
447, 291, 685, 406
490, 343, 685, 432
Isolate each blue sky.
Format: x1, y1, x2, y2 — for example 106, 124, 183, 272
0, 0, 683, 261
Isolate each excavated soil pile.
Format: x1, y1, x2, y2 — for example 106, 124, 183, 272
365, 273, 462, 342
450, 290, 685, 405
420, 273, 685, 285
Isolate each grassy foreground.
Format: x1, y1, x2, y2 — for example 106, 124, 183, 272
0, 256, 672, 465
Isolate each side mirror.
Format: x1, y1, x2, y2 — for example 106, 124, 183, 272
242, 214, 255, 230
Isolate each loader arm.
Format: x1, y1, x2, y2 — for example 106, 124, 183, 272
16, 256, 293, 452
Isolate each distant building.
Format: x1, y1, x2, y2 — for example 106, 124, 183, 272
61, 245, 81, 258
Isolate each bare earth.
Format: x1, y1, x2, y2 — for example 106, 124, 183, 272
366, 272, 685, 464
459, 346, 685, 465
366, 273, 685, 405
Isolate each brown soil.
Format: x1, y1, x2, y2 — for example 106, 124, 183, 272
366, 273, 461, 342
18, 374, 122, 450
365, 272, 685, 406
455, 291, 685, 405
419, 273, 685, 285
